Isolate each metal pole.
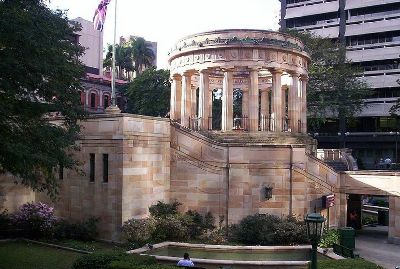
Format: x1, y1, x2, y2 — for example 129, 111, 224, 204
311, 242, 318, 269
111, 0, 117, 106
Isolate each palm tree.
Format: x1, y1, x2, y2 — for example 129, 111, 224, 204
104, 44, 134, 80
130, 37, 155, 76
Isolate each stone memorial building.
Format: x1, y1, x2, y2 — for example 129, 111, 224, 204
1, 30, 399, 243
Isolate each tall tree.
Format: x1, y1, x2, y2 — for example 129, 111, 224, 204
283, 30, 372, 144
0, 0, 86, 198
131, 37, 155, 76
126, 68, 170, 117
104, 43, 134, 80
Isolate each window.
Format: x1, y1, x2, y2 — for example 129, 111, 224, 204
59, 163, 64, 180
90, 153, 95, 182
103, 154, 109, 183
104, 95, 109, 109
90, 93, 96, 108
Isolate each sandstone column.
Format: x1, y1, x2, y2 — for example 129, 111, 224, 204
198, 70, 210, 130
300, 76, 308, 133
271, 70, 283, 132
242, 89, 249, 117
222, 70, 233, 131
170, 74, 182, 120
191, 86, 197, 117
260, 88, 269, 131
289, 73, 299, 132
181, 72, 192, 127
209, 89, 213, 130
249, 69, 259, 132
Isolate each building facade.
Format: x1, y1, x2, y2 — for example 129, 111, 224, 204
280, 0, 400, 168
1, 29, 399, 244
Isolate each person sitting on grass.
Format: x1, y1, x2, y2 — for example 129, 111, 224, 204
177, 252, 194, 267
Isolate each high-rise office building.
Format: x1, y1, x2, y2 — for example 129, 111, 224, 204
280, 0, 400, 168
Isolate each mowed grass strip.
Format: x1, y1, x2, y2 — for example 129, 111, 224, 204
0, 241, 83, 269
319, 258, 385, 269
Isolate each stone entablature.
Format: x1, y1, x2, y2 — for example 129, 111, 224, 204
168, 29, 310, 134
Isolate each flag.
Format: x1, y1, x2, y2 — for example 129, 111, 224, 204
93, 0, 111, 31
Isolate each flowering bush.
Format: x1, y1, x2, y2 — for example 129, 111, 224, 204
11, 202, 56, 238
122, 218, 156, 246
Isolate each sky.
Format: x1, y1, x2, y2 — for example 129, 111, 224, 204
48, 0, 281, 69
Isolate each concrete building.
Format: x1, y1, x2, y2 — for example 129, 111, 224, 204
280, 0, 400, 168
1, 29, 399, 244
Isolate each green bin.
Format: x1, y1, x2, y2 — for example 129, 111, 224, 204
339, 227, 355, 250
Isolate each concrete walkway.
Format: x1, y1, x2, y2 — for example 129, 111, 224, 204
355, 226, 400, 269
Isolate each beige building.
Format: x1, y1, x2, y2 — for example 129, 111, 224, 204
0, 30, 399, 244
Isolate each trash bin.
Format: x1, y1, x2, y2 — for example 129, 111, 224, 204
339, 227, 355, 250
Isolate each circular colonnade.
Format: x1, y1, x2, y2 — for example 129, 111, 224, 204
168, 29, 310, 133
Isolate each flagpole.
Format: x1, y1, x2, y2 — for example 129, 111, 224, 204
111, 0, 117, 107
107, 0, 120, 113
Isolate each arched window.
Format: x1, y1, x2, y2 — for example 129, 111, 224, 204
90, 92, 96, 108
104, 95, 109, 109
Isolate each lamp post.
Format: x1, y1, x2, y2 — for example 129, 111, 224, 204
305, 213, 325, 269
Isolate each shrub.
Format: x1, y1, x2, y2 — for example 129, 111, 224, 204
72, 251, 156, 269
185, 210, 215, 238
230, 214, 308, 246
149, 200, 181, 218
231, 214, 279, 245
151, 215, 189, 242
319, 228, 339, 248
54, 217, 99, 241
11, 202, 56, 238
0, 210, 10, 230
122, 218, 156, 246
274, 216, 308, 245
362, 215, 378, 225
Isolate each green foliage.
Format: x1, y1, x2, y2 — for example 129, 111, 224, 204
0, 0, 86, 198
121, 218, 156, 246
72, 251, 157, 269
126, 68, 171, 117
104, 37, 155, 80
362, 215, 378, 225
185, 210, 216, 238
374, 199, 389, 207
123, 201, 216, 244
54, 217, 99, 241
230, 214, 279, 245
318, 258, 385, 269
131, 37, 156, 76
108, 262, 176, 269
149, 200, 181, 218
273, 215, 308, 245
151, 215, 190, 242
319, 228, 339, 248
282, 30, 372, 133
230, 214, 308, 245
0, 210, 10, 230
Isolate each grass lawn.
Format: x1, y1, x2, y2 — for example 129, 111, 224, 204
0, 241, 83, 269
46, 239, 131, 252
318, 258, 385, 269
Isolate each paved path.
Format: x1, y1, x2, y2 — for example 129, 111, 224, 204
355, 226, 400, 269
